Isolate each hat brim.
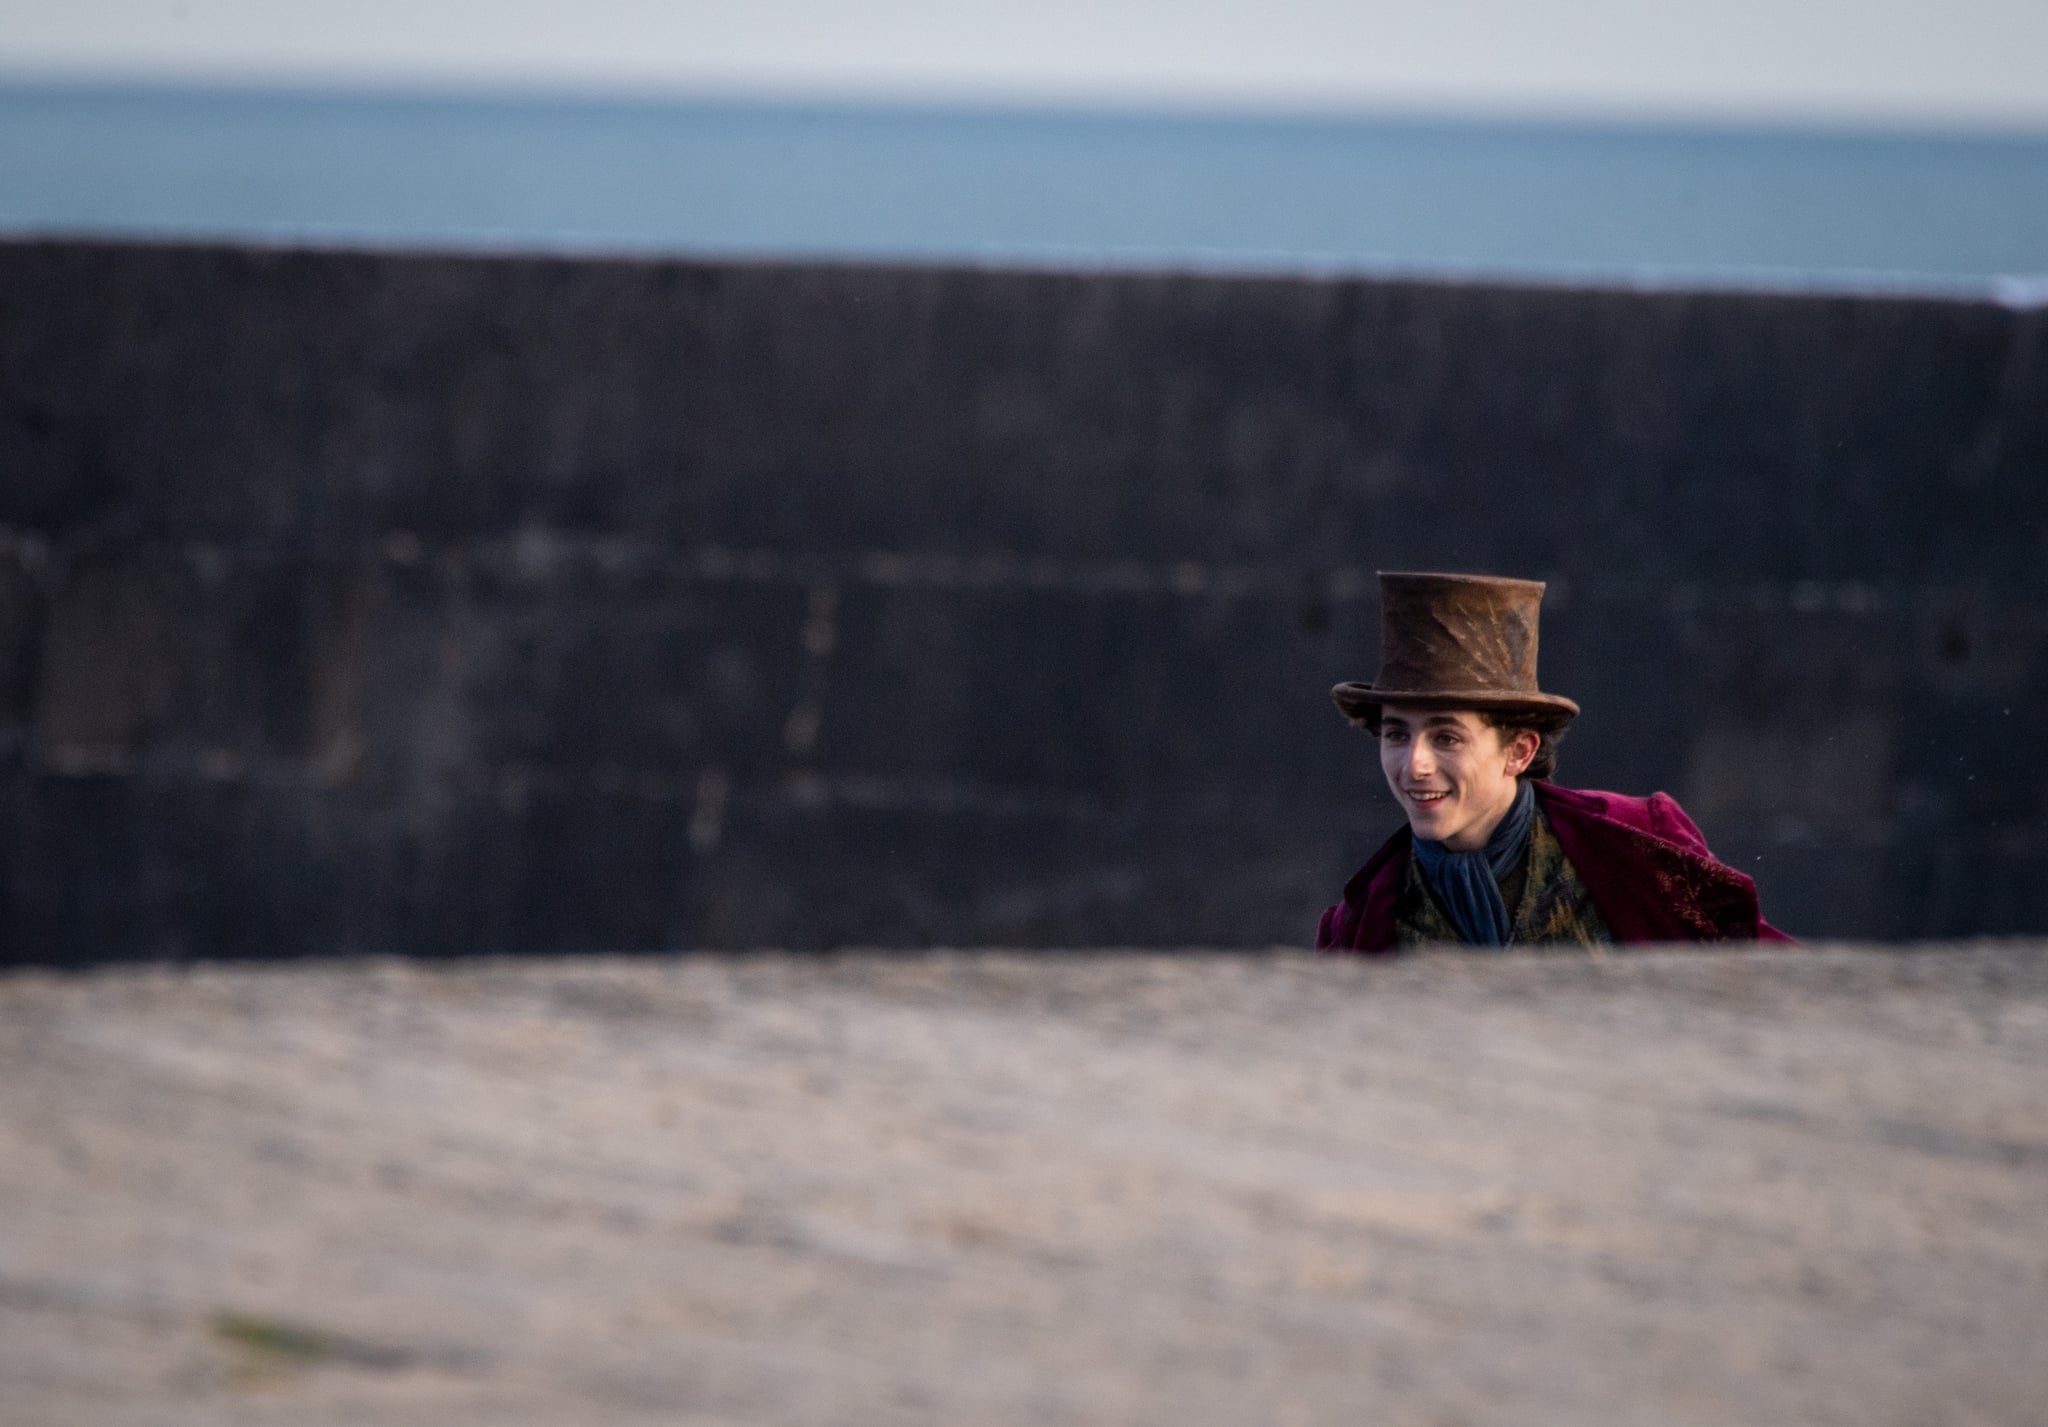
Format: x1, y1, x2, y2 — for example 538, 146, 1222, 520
1331, 681, 1580, 728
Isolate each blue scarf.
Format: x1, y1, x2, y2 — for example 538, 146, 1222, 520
1410, 781, 1537, 946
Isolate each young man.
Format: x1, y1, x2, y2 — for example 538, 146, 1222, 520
1317, 571, 1790, 952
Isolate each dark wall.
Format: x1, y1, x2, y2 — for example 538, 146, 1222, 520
2, 239, 2044, 962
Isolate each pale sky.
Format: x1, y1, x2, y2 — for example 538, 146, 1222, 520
3, 0, 2046, 129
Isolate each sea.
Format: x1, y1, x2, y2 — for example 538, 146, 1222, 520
2, 80, 2046, 296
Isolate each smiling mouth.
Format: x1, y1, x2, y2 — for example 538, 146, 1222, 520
1408, 790, 1450, 805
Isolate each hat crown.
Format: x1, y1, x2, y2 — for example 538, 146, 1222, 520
1375, 572, 1546, 696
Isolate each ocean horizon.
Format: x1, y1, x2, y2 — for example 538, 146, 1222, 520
4, 79, 2046, 295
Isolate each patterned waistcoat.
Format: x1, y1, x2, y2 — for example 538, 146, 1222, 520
1394, 805, 1613, 949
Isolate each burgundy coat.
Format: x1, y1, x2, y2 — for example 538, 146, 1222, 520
1316, 783, 1794, 954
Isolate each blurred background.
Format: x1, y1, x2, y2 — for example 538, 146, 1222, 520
1, 1, 2045, 959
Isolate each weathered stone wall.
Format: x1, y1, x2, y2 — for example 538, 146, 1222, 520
2, 240, 2044, 961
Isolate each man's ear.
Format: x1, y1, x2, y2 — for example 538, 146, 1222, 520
1506, 728, 1539, 775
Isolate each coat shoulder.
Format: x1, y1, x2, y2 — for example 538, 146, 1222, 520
1535, 784, 1789, 942
1536, 786, 1717, 855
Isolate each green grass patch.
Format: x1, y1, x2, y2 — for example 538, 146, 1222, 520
212, 1311, 347, 1365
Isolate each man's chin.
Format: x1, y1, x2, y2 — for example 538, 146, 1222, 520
1405, 804, 1455, 837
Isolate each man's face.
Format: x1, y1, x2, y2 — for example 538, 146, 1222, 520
1377, 709, 1533, 851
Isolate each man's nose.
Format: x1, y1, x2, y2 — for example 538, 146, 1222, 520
1406, 743, 1433, 778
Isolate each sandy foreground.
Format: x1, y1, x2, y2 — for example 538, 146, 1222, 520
1, 945, 2044, 1427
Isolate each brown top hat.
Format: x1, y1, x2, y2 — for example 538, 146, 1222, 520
1332, 572, 1580, 727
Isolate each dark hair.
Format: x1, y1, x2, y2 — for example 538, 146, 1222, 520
1477, 708, 1569, 781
